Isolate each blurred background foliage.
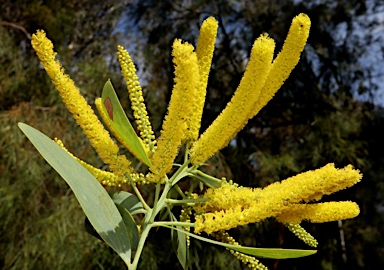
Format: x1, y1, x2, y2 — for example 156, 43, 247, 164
1, 0, 384, 269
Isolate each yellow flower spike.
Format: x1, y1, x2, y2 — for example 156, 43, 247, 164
54, 138, 120, 186
285, 223, 318, 248
277, 201, 360, 224
185, 16, 218, 141
190, 34, 275, 165
147, 39, 199, 182
249, 13, 311, 119
117, 45, 156, 154
31, 30, 132, 179
262, 163, 362, 203
194, 164, 361, 234
194, 182, 263, 213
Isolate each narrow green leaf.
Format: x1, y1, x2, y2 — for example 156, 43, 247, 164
18, 123, 132, 266
170, 212, 188, 269
100, 80, 151, 166
111, 191, 144, 215
116, 204, 140, 251
189, 172, 221, 188
161, 225, 316, 259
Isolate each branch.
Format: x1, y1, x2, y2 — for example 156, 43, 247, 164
0, 20, 31, 39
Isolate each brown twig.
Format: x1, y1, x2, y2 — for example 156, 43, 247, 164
0, 20, 31, 39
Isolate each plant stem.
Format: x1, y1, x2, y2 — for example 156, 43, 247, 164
151, 182, 161, 221
195, 169, 222, 184
130, 223, 152, 270
152, 221, 194, 227
184, 141, 190, 163
170, 161, 190, 186
152, 181, 172, 219
128, 177, 151, 211
166, 198, 209, 205
173, 184, 187, 199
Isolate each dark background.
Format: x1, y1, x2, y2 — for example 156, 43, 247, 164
1, 0, 383, 269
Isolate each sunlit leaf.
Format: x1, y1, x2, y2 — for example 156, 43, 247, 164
161, 225, 316, 259
18, 123, 132, 266
100, 80, 151, 166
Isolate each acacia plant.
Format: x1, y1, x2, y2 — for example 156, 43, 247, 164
19, 14, 362, 269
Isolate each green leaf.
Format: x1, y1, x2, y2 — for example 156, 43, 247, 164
170, 212, 188, 269
84, 217, 102, 241
86, 191, 141, 251
111, 191, 144, 215
189, 171, 221, 188
100, 80, 151, 166
18, 123, 132, 267
161, 225, 316, 259
115, 204, 140, 251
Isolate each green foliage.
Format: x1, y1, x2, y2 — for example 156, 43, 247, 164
0, 104, 120, 269
18, 123, 134, 266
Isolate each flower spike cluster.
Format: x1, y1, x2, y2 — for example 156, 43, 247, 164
249, 13, 311, 119
29, 13, 363, 270
190, 34, 275, 165
31, 30, 133, 179
190, 13, 311, 166
194, 164, 362, 234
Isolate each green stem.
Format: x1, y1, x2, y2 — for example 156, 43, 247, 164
173, 184, 187, 199
152, 221, 194, 228
195, 169, 222, 184
152, 181, 172, 219
132, 160, 194, 269
131, 209, 147, 215
184, 141, 190, 163
130, 223, 152, 270
170, 160, 190, 186
128, 175, 151, 211
151, 182, 161, 221
166, 198, 209, 205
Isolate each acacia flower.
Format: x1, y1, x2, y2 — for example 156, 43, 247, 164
190, 34, 275, 165
189, 13, 311, 166
277, 201, 360, 224
148, 39, 199, 182
194, 164, 361, 234
185, 16, 218, 141
31, 30, 132, 179
194, 181, 263, 213
285, 223, 318, 247
249, 13, 311, 119
117, 45, 156, 154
